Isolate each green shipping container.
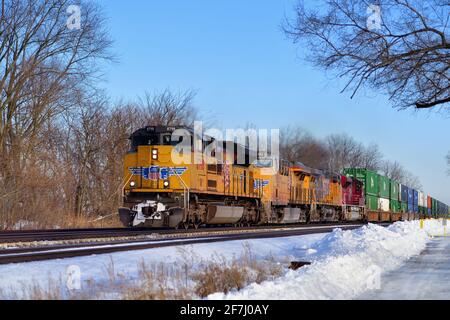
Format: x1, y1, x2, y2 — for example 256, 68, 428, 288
401, 202, 408, 213
390, 199, 400, 213
344, 168, 379, 196
378, 175, 390, 199
390, 180, 399, 201
366, 195, 379, 211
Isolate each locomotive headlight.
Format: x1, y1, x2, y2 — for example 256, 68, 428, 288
130, 181, 136, 187
152, 149, 158, 160
163, 180, 170, 188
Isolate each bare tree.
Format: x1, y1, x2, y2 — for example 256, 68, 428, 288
280, 126, 330, 169
285, 0, 450, 110
381, 160, 406, 181
0, 0, 112, 228
402, 172, 423, 190
0, 0, 112, 149
138, 89, 198, 126
326, 133, 363, 172
326, 133, 384, 172
381, 159, 422, 189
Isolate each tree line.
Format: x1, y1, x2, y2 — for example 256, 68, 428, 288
279, 126, 422, 189
0, 0, 446, 229
0, 0, 198, 228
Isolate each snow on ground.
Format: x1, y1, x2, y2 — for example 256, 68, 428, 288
209, 220, 447, 300
0, 220, 445, 299
0, 232, 326, 297
358, 236, 450, 300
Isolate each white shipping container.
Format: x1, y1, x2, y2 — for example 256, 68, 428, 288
419, 192, 426, 207
379, 198, 390, 212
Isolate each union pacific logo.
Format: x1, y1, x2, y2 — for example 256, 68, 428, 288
129, 166, 188, 181
254, 179, 270, 189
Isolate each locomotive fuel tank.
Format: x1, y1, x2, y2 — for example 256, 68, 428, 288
206, 205, 244, 224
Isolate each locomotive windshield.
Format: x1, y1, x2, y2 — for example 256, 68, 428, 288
129, 126, 185, 152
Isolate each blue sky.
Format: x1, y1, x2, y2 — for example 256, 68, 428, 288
98, 0, 449, 204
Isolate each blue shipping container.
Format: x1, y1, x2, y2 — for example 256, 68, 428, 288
408, 188, 413, 203
400, 185, 408, 202
407, 189, 414, 211
413, 190, 419, 213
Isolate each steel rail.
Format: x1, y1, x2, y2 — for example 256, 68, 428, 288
0, 222, 380, 243
0, 223, 391, 265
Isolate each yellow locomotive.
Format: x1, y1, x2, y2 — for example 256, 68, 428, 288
119, 126, 347, 228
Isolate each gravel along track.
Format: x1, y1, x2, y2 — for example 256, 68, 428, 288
0, 223, 387, 265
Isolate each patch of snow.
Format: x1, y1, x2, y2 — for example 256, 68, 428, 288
208, 220, 445, 300
0, 232, 326, 298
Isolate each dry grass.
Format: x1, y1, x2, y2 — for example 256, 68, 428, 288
122, 261, 192, 300
191, 245, 283, 298
0, 245, 284, 300
0, 212, 122, 230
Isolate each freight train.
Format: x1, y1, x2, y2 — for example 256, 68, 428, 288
118, 126, 449, 228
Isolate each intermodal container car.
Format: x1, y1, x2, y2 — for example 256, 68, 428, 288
432, 198, 437, 216
418, 192, 425, 208
366, 195, 379, 211
401, 202, 408, 213
390, 180, 399, 201
378, 175, 390, 199
400, 185, 408, 203
408, 188, 414, 212
413, 190, 419, 213
390, 199, 401, 213
378, 198, 390, 212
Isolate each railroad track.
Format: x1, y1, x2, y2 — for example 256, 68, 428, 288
0, 227, 159, 243
0, 222, 373, 243
0, 223, 390, 265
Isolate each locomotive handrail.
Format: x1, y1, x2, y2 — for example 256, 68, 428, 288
120, 173, 134, 202
169, 167, 190, 219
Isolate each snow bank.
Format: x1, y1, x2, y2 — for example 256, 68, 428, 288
0, 232, 326, 297
209, 220, 445, 300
